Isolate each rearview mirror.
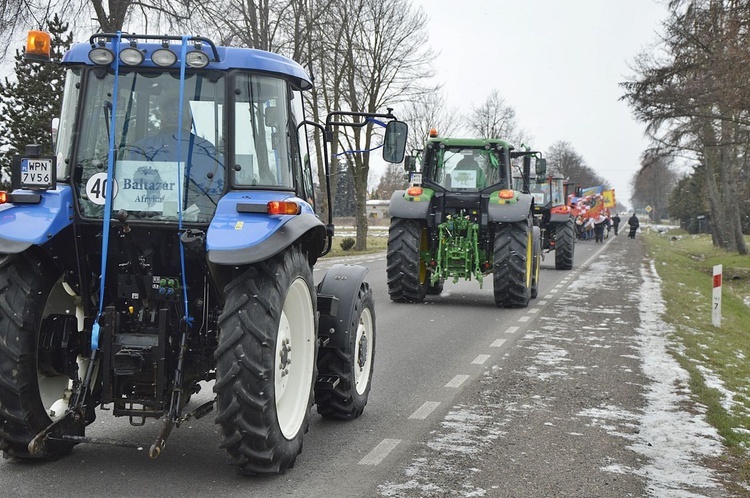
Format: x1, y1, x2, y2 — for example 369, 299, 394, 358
382, 120, 408, 164
535, 157, 547, 177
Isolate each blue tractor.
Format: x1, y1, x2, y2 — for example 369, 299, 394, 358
0, 31, 407, 474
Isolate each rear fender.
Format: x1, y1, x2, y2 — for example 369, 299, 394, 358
206, 191, 325, 265
549, 213, 573, 223
0, 186, 75, 254
316, 264, 370, 350
488, 192, 533, 223
388, 189, 433, 219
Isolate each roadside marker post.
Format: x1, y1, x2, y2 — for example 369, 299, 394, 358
712, 264, 722, 327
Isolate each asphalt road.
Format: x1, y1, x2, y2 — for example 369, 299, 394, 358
0, 233, 731, 497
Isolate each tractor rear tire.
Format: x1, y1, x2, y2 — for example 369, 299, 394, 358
531, 226, 542, 299
215, 246, 317, 475
493, 217, 533, 308
386, 218, 427, 303
0, 251, 78, 460
555, 219, 576, 270
316, 283, 375, 420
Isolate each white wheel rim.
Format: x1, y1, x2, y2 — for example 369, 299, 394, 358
274, 277, 315, 439
354, 307, 373, 395
38, 280, 78, 421
38, 373, 70, 421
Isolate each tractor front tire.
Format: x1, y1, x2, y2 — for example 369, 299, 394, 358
316, 283, 375, 420
386, 218, 427, 303
554, 219, 576, 270
427, 279, 444, 295
493, 217, 533, 308
0, 252, 78, 460
215, 246, 317, 475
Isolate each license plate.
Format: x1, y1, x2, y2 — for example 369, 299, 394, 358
21, 158, 53, 188
410, 172, 422, 185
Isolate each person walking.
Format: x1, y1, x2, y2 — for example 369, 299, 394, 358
612, 214, 621, 236
627, 213, 640, 239
593, 213, 607, 243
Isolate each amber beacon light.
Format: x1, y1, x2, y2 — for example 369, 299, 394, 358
25, 30, 52, 62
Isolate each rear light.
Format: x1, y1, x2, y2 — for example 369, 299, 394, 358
498, 189, 515, 199
0, 191, 7, 204
406, 186, 423, 196
267, 201, 300, 215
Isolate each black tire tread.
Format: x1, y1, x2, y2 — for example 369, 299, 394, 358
386, 218, 426, 303
493, 218, 532, 308
315, 283, 375, 420
555, 219, 576, 270
214, 246, 316, 475
0, 252, 74, 459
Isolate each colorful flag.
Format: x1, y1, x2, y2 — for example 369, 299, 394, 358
602, 189, 616, 208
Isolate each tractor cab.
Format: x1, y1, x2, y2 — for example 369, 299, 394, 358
419, 138, 511, 192
513, 174, 567, 215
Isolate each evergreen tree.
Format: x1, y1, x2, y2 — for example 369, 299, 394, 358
0, 14, 73, 187
332, 161, 357, 218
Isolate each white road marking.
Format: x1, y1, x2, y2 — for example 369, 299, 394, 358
472, 354, 491, 365
537, 300, 548, 305
505, 326, 519, 334
409, 401, 441, 420
445, 374, 470, 388
528, 308, 539, 314
518, 316, 530, 322
490, 338, 506, 348
359, 438, 401, 465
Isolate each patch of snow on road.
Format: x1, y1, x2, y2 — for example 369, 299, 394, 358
379, 403, 509, 497
579, 259, 725, 497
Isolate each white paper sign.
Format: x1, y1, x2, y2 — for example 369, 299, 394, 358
113, 160, 183, 212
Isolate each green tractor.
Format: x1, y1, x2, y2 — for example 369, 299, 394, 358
387, 137, 545, 308
514, 174, 577, 270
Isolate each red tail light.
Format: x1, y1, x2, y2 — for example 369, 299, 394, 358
267, 201, 300, 215
0, 191, 7, 204
406, 186, 423, 196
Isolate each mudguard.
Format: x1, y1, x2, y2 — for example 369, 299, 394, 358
316, 264, 370, 350
488, 192, 533, 223
388, 189, 433, 219
549, 213, 573, 223
0, 186, 75, 254
206, 190, 325, 265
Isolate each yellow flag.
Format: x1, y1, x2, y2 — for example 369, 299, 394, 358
602, 189, 616, 208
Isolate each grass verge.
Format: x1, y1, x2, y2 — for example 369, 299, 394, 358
321, 231, 388, 258
644, 227, 750, 489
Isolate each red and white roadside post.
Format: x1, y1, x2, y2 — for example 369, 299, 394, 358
712, 264, 722, 327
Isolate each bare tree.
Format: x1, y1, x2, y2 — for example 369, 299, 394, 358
400, 90, 462, 153
621, 0, 749, 253
467, 89, 518, 140
629, 150, 678, 221
317, 0, 435, 250
545, 140, 608, 190
372, 162, 407, 200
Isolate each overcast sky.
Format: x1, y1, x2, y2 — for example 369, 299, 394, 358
413, 0, 670, 208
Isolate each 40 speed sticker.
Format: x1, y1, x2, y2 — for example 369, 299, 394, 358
85, 172, 119, 206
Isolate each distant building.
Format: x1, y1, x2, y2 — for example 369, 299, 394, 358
366, 199, 390, 219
